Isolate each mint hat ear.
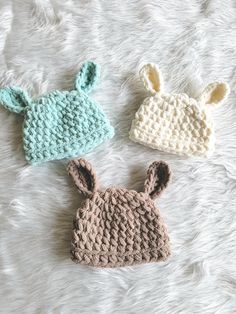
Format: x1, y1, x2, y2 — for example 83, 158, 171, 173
75, 61, 100, 94
0, 86, 31, 114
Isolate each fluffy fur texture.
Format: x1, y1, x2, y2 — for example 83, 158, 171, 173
0, 0, 236, 313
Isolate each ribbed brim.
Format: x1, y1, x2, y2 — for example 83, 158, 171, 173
129, 126, 211, 157
24, 127, 114, 165
71, 247, 171, 268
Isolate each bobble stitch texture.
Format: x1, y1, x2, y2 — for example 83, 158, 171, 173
129, 63, 230, 157
0, 61, 114, 165
68, 158, 171, 268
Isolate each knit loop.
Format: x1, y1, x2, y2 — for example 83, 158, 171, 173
144, 161, 171, 200
75, 61, 100, 94
68, 158, 98, 197
0, 86, 31, 114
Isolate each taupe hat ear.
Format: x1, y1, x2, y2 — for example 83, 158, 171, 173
144, 161, 171, 200
67, 158, 98, 197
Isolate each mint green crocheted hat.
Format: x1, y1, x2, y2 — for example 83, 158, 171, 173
0, 62, 114, 165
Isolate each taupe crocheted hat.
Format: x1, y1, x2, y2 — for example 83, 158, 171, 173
68, 158, 171, 268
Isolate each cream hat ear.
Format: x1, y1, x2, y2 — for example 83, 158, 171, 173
198, 82, 230, 106
139, 63, 163, 94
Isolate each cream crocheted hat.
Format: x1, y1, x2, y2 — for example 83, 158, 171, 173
68, 158, 171, 268
129, 63, 230, 157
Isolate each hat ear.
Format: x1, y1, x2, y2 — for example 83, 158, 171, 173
67, 158, 98, 197
0, 86, 31, 114
139, 63, 163, 94
144, 161, 171, 200
198, 82, 229, 107
75, 61, 100, 94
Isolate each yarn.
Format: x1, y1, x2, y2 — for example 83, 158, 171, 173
129, 63, 230, 157
68, 158, 171, 268
0, 61, 114, 165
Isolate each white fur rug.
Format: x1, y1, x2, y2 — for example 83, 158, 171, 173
1, 0, 236, 313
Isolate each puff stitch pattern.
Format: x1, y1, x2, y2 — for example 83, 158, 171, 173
0, 61, 114, 165
68, 158, 171, 268
129, 63, 230, 157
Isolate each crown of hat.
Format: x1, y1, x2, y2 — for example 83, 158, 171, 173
68, 158, 171, 268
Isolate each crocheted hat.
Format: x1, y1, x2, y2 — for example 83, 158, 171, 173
68, 158, 171, 268
0, 62, 114, 165
129, 63, 230, 157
